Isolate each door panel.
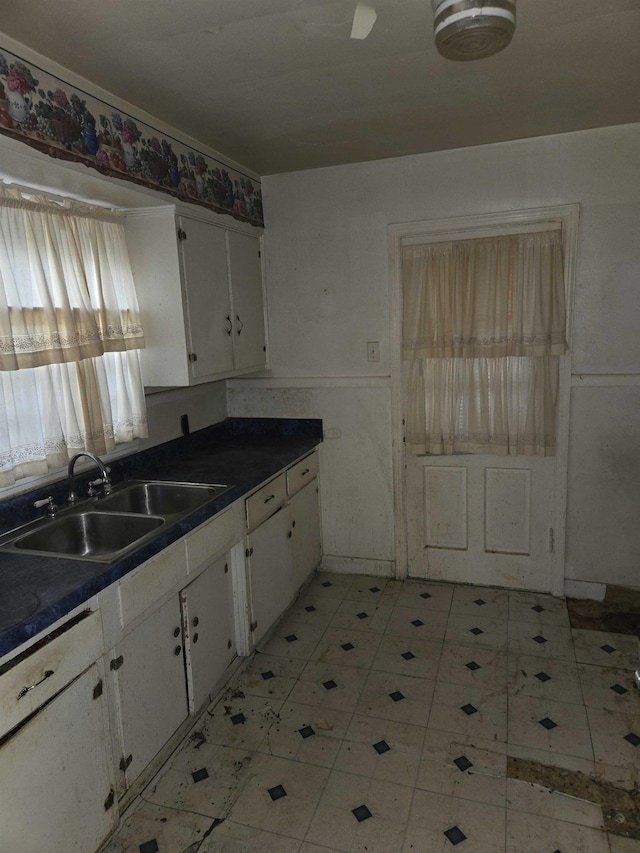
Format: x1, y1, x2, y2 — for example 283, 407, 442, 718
248, 507, 293, 644
182, 556, 236, 715
485, 468, 531, 555
0, 664, 117, 853
424, 467, 467, 550
179, 216, 233, 379
407, 453, 555, 592
227, 230, 265, 371
114, 595, 187, 787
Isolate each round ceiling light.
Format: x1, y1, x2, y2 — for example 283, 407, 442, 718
431, 0, 516, 61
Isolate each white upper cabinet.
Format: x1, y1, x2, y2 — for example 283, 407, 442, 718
180, 216, 234, 379
227, 229, 267, 372
125, 206, 266, 387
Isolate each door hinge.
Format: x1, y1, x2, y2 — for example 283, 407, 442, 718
250, 620, 258, 632
177, 228, 187, 241
188, 352, 198, 363
110, 655, 124, 671
92, 679, 104, 700
119, 753, 133, 772
549, 527, 555, 553
104, 788, 115, 811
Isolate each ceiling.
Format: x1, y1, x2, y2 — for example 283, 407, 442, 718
1, 0, 639, 176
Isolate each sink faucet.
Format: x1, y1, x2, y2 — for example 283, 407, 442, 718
68, 451, 112, 503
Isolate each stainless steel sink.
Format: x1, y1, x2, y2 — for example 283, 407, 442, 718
96, 481, 228, 516
0, 479, 230, 563
12, 511, 164, 561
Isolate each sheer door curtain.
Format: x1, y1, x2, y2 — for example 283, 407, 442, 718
402, 230, 567, 456
0, 186, 148, 487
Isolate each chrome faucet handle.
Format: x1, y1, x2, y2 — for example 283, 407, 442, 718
34, 496, 57, 518
87, 478, 104, 497
87, 470, 112, 496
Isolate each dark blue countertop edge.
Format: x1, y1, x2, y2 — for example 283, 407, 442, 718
0, 417, 323, 658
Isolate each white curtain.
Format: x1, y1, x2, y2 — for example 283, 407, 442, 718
0, 186, 148, 487
403, 231, 567, 457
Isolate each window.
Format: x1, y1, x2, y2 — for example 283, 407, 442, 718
0, 185, 148, 487
402, 229, 567, 456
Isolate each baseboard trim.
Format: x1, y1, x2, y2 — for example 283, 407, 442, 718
564, 579, 607, 601
320, 556, 394, 577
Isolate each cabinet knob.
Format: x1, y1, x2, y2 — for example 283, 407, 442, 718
226, 315, 233, 336
173, 626, 181, 638
236, 315, 244, 335
287, 530, 292, 539
174, 645, 182, 656
193, 632, 199, 644
193, 616, 199, 627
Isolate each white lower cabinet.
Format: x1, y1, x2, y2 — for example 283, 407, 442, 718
110, 594, 188, 790
0, 450, 321, 852
181, 555, 237, 714
0, 662, 117, 853
247, 506, 294, 644
289, 478, 322, 592
247, 451, 322, 645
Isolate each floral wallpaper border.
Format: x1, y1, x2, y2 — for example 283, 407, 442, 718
0, 46, 263, 227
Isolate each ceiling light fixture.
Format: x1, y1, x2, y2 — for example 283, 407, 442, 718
431, 0, 516, 61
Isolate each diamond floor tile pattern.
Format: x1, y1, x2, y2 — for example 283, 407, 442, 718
103, 573, 640, 853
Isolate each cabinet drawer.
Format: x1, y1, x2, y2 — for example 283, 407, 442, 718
287, 451, 319, 497
118, 539, 186, 627
0, 609, 103, 739
186, 505, 243, 574
245, 472, 286, 531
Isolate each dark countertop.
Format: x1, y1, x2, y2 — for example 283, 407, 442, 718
0, 418, 322, 658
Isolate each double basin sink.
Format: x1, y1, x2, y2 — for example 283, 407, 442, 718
0, 481, 229, 563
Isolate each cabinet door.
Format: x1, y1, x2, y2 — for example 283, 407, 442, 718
248, 507, 294, 644
289, 478, 322, 592
0, 663, 117, 853
112, 595, 187, 787
179, 216, 234, 379
182, 556, 237, 714
227, 230, 266, 372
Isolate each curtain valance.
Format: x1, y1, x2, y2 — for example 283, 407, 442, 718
402, 230, 567, 360
0, 185, 144, 370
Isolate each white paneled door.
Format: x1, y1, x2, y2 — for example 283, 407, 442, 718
392, 205, 578, 596
405, 452, 557, 592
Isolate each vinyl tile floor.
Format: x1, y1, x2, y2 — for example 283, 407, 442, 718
103, 573, 640, 853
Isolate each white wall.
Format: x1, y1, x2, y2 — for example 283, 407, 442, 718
229, 123, 640, 589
